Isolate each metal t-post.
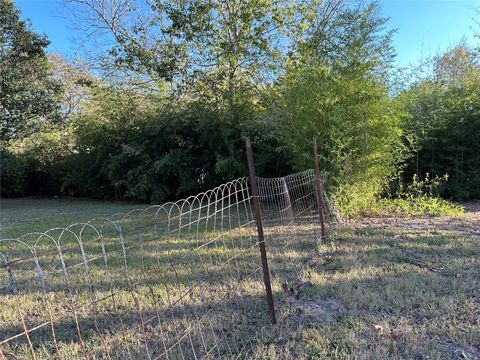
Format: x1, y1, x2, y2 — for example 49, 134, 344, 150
244, 137, 276, 324
313, 137, 327, 243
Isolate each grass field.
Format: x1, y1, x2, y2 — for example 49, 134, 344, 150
0, 198, 144, 239
260, 216, 480, 359
0, 199, 479, 359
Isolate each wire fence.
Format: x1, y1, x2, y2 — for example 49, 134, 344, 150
0, 147, 338, 359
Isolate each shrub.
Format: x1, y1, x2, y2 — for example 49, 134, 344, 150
379, 174, 464, 217
0, 150, 27, 197
6, 129, 72, 196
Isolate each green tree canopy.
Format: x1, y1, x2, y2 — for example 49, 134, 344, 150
276, 1, 405, 215
0, 0, 61, 143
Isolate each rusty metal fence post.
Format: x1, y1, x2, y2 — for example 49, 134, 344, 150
244, 137, 276, 324
313, 137, 327, 243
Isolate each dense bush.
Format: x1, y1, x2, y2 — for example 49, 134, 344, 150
398, 45, 480, 200
1, 130, 71, 197
1, 150, 27, 197
379, 174, 464, 217
3, 85, 290, 203
277, 62, 406, 215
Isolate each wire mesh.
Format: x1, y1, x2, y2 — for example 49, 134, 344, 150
0, 169, 337, 359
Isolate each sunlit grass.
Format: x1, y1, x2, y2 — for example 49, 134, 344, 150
1, 199, 478, 359
253, 225, 479, 359
379, 196, 465, 217
0, 199, 318, 358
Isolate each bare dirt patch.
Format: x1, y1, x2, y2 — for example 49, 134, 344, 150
279, 281, 347, 326
287, 298, 346, 324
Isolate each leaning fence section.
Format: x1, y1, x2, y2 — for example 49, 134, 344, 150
257, 169, 337, 303
0, 167, 337, 358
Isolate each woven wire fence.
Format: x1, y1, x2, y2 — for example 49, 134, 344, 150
0, 169, 338, 359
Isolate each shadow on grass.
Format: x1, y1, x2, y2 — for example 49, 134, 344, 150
0, 218, 321, 359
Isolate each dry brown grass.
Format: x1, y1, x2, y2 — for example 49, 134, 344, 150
253, 206, 479, 359
1, 199, 478, 359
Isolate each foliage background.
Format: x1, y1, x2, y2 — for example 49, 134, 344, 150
1, 0, 478, 215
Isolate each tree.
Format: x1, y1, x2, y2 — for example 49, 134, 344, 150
48, 54, 96, 123
276, 1, 405, 215
398, 44, 480, 199
64, 0, 301, 109
0, 0, 61, 143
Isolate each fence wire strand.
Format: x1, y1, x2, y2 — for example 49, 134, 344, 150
0, 169, 338, 359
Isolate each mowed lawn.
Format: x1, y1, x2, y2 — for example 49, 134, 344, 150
0, 198, 145, 239
0, 198, 479, 359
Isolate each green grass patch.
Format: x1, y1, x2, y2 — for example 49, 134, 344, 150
379, 195, 464, 217
0, 198, 144, 238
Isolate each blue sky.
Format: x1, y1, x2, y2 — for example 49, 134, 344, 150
14, 0, 479, 68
